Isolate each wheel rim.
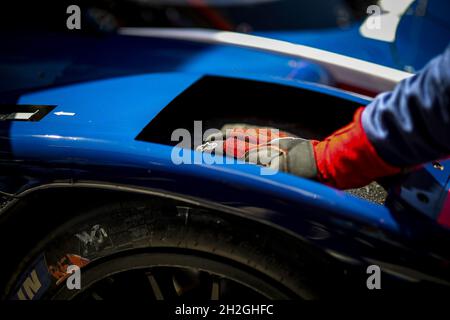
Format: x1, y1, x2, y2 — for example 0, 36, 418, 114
53, 251, 295, 300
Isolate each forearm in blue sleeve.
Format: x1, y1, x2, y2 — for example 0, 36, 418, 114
361, 46, 450, 167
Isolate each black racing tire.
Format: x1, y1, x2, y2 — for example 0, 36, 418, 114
3, 195, 335, 300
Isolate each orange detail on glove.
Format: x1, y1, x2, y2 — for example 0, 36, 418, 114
222, 128, 290, 159
313, 107, 401, 189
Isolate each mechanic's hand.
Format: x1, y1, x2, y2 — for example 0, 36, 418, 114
197, 124, 318, 179
198, 107, 403, 189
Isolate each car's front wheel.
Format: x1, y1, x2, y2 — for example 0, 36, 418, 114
3, 194, 333, 300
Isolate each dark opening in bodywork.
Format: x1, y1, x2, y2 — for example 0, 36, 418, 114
136, 75, 361, 146
136, 76, 388, 204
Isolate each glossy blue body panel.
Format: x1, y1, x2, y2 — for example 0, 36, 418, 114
0, 32, 331, 96
7, 72, 397, 231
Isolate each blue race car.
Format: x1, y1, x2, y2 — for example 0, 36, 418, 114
0, 0, 449, 300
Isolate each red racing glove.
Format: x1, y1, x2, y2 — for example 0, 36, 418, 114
314, 107, 401, 189
198, 124, 318, 179
198, 109, 402, 189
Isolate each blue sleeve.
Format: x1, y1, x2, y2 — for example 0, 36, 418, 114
361, 46, 450, 167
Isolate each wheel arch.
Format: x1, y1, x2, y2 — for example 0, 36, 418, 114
0, 182, 337, 297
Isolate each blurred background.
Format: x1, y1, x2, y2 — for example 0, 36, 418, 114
0, 0, 376, 32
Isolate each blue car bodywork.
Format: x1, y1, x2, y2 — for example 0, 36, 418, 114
1, 0, 450, 298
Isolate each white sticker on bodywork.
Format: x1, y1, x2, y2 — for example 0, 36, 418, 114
360, 0, 416, 42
